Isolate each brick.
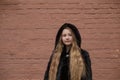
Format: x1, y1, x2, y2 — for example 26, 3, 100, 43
0, 0, 120, 80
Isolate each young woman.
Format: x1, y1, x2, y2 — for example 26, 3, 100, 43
44, 23, 92, 80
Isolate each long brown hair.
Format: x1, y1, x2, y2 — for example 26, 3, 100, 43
49, 27, 86, 80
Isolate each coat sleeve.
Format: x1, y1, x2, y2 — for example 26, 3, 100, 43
44, 53, 54, 80
82, 50, 92, 80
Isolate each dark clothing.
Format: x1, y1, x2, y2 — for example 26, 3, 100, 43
57, 48, 70, 80
44, 49, 92, 80
44, 23, 92, 80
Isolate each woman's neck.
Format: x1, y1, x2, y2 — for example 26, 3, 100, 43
66, 45, 71, 53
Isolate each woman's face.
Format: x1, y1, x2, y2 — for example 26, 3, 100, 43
61, 28, 73, 46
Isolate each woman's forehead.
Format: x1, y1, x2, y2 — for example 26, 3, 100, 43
62, 29, 72, 34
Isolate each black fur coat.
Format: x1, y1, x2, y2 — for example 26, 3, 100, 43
44, 49, 92, 80
44, 23, 92, 80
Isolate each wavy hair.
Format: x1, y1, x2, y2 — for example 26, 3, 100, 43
49, 27, 86, 80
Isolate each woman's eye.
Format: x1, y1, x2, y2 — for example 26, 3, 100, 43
68, 34, 72, 36
62, 34, 66, 37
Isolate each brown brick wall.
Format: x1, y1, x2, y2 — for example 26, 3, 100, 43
0, 0, 120, 80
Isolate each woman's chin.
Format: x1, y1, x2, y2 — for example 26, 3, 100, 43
64, 43, 72, 46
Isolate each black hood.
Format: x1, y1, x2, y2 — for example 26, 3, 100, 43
55, 23, 81, 48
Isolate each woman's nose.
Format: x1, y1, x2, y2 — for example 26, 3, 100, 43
66, 36, 69, 39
